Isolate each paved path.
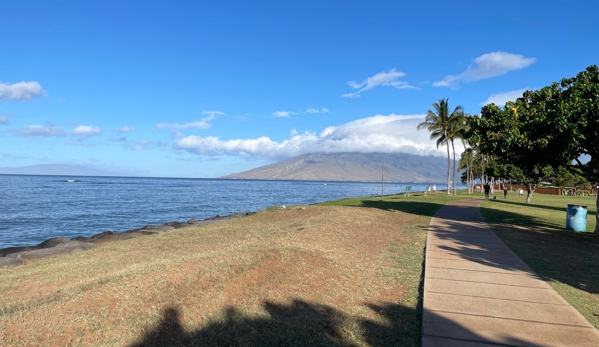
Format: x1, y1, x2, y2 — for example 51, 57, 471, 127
422, 199, 599, 347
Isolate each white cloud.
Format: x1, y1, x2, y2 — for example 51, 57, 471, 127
201, 110, 225, 117
0, 81, 46, 100
113, 125, 135, 133
175, 114, 461, 160
480, 88, 529, 106
343, 69, 417, 98
1, 153, 27, 161
434, 52, 536, 87
272, 111, 296, 118
306, 108, 330, 114
156, 120, 211, 130
0, 114, 11, 125
12, 125, 65, 138
71, 125, 102, 136
156, 112, 220, 130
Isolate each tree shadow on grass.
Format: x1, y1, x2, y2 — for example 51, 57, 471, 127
490, 198, 597, 216
479, 206, 599, 296
357, 200, 449, 218
129, 301, 545, 347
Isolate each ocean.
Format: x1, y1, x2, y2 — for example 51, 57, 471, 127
0, 175, 461, 249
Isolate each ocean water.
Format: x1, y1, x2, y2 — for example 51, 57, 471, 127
0, 175, 461, 249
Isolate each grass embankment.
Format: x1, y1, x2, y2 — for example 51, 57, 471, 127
0, 192, 464, 347
3, 191, 596, 346
479, 193, 599, 329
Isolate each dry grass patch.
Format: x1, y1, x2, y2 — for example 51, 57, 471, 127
0, 205, 429, 346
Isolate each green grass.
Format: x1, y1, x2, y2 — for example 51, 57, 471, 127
326, 191, 599, 330
479, 193, 599, 328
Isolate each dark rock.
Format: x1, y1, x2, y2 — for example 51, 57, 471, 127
0, 246, 34, 257
90, 231, 114, 239
71, 236, 91, 241
164, 222, 187, 229
140, 225, 175, 235
0, 256, 21, 267
187, 218, 200, 224
37, 237, 70, 249
8, 241, 96, 260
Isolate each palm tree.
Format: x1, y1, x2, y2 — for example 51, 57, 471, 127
459, 147, 474, 194
417, 99, 463, 194
445, 112, 470, 195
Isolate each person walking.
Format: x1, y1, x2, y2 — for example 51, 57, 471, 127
433, 184, 437, 195
519, 188, 524, 200
503, 187, 508, 199
484, 183, 490, 199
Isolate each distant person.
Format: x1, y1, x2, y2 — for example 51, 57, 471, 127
519, 188, 524, 200
490, 184, 494, 196
432, 184, 436, 195
484, 183, 490, 199
503, 187, 508, 199
427, 185, 431, 195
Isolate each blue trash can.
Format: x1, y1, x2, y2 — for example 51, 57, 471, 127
566, 204, 588, 232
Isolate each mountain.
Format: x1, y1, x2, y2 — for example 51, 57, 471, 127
0, 164, 126, 177
222, 152, 450, 182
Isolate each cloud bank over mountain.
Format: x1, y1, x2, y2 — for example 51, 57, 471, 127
175, 114, 459, 160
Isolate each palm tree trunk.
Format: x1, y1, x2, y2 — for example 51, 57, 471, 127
451, 140, 456, 195
469, 153, 474, 194
445, 139, 450, 195
595, 194, 599, 233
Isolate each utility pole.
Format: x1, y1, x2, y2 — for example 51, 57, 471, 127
381, 162, 384, 198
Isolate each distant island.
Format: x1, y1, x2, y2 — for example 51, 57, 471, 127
0, 164, 126, 177
222, 152, 448, 182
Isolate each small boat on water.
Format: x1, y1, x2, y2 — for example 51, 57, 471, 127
66, 179, 75, 182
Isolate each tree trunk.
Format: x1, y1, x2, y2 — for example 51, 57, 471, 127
525, 183, 535, 203
446, 138, 450, 194
451, 140, 457, 195
469, 154, 474, 194
595, 193, 599, 234
466, 162, 471, 194
481, 154, 485, 184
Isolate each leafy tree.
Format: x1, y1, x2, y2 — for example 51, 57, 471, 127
417, 99, 463, 194
470, 104, 555, 203
471, 65, 599, 232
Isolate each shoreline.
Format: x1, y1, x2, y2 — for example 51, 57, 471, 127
0, 211, 256, 267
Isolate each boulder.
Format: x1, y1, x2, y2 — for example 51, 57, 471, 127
187, 218, 200, 224
7, 241, 96, 260
90, 231, 114, 239
0, 246, 33, 257
37, 237, 70, 249
0, 256, 22, 268
140, 225, 175, 235
164, 222, 187, 229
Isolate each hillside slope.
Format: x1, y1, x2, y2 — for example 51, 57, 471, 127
223, 152, 449, 182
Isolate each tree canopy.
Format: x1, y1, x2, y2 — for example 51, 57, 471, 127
470, 65, 599, 230
473, 65, 599, 181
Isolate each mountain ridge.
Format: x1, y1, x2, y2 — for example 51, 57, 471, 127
223, 152, 449, 182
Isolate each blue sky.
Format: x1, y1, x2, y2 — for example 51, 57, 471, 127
1, 1, 597, 177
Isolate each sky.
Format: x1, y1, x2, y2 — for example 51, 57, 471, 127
1, 0, 598, 178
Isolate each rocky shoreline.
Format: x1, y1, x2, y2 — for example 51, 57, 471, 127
0, 212, 256, 268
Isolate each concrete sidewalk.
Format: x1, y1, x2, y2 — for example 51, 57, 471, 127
422, 199, 599, 347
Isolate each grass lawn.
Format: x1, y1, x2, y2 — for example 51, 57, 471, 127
479, 192, 599, 329
2, 189, 597, 346
0, 191, 465, 347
